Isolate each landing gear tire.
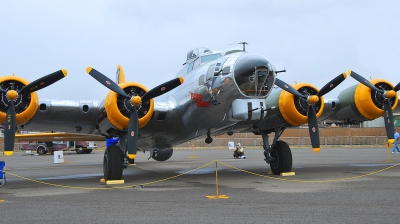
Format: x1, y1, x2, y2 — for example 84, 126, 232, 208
103, 145, 124, 180
269, 141, 292, 175
84, 149, 92, 154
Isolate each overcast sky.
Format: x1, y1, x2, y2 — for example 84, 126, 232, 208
1, 0, 399, 101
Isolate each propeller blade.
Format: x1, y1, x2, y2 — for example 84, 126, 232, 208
275, 78, 305, 98
19, 69, 67, 95
307, 105, 320, 152
4, 101, 16, 156
127, 109, 139, 159
383, 100, 395, 144
348, 70, 382, 93
142, 77, 184, 102
394, 82, 400, 92
317, 72, 347, 97
86, 67, 130, 98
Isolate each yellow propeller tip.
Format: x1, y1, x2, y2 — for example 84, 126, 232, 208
179, 76, 184, 84
388, 139, 395, 144
347, 70, 353, 76
128, 154, 136, 159
312, 148, 320, 153
342, 72, 347, 79
61, 69, 68, 77
4, 151, 13, 156
86, 67, 93, 74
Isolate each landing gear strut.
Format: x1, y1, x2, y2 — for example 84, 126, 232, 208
260, 127, 292, 175
103, 133, 130, 180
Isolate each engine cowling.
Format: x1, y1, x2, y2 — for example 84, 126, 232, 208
330, 79, 397, 122
258, 83, 323, 130
104, 82, 154, 130
0, 76, 39, 125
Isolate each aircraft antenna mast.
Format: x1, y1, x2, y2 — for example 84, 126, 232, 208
238, 42, 248, 51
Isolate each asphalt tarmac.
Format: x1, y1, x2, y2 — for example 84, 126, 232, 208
1, 147, 400, 224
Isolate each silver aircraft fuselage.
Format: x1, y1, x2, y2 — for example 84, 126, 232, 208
23, 47, 277, 150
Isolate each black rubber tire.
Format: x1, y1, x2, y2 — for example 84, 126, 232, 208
37, 146, 46, 155
76, 147, 84, 154
84, 149, 92, 154
103, 145, 123, 180
270, 141, 292, 175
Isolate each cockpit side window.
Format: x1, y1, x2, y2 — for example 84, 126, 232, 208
193, 57, 200, 69
187, 61, 194, 73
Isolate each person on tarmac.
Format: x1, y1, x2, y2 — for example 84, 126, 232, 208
233, 143, 245, 159
392, 129, 400, 153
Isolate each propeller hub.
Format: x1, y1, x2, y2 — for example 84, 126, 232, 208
386, 90, 396, 99
308, 95, 319, 104
131, 96, 142, 106
7, 90, 18, 101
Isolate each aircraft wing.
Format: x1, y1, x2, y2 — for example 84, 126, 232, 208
2, 47, 398, 181
228, 70, 399, 150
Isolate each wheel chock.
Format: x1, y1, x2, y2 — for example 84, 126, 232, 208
280, 172, 295, 176
267, 171, 296, 176
100, 178, 125, 184
206, 195, 229, 199
105, 180, 125, 185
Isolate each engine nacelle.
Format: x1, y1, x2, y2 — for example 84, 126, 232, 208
0, 76, 39, 125
152, 147, 173, 161
257, 83, 323, 130
102, 82, 154, 130
326, 79, 398, 123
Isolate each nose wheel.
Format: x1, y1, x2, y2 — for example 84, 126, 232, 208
260, 129, 293, 175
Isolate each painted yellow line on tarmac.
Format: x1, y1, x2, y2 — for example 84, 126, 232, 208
219, 161, 400, 183
5, 161, 215, 190
4, 160, 400, 190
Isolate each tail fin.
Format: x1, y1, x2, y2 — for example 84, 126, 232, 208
115, 65, 126, 84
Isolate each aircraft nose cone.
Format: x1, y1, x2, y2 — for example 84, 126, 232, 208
234, 53, 275, 98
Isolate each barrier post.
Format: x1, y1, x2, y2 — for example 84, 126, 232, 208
188, 145, 198, 159
206, 161, 229, 199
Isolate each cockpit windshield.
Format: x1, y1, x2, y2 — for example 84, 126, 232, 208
201, 54, 222, 63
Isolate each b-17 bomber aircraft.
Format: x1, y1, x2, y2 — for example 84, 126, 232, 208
1, 43, 399, 180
